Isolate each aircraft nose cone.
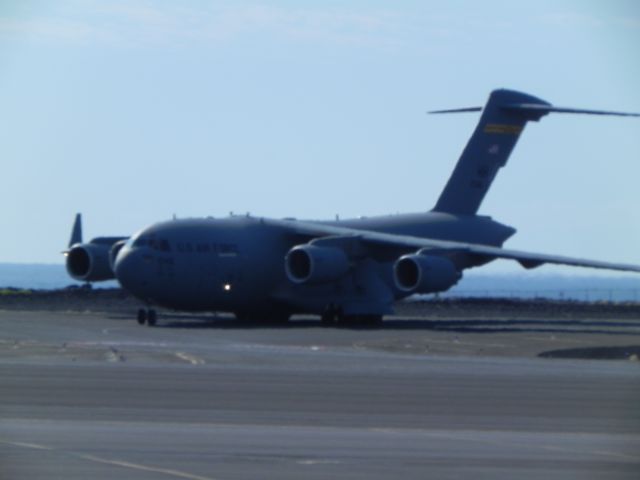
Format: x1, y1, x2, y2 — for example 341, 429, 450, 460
114, 246, 145, 293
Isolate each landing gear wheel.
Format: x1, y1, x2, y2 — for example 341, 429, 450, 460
136, 308, 157, 326
147, 309, 157, 327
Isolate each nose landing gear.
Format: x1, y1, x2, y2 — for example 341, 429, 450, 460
137, 308, 157, 326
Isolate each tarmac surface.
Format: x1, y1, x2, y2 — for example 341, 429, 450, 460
1, 301, 640, 479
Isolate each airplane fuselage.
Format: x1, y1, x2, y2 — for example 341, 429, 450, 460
114, 212, 515, 315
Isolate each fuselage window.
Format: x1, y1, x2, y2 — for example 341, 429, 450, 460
133, 236, 171, 252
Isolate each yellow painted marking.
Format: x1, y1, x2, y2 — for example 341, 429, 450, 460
484, 123, 523, 135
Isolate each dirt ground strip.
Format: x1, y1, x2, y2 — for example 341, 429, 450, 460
1, 287, 640, 318
1, 289, 639, 361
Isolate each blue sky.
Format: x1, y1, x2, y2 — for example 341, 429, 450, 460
0, 0, 638, 276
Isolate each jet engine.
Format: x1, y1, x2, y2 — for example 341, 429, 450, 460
285, 245, 350, 284
394, 254, 461, 294
109, 239, 127, 272
66, 243, 115, 282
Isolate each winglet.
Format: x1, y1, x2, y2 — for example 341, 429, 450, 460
68, 213, 82, 248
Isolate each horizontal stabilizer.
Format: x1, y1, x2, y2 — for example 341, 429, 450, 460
429, 107, 482, 114
430, 101, 640, 120
502, 103, 640, 118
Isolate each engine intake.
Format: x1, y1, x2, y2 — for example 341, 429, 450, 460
285, 245, 350, 284
66, 243, 115, 282
394, 254, 461, 294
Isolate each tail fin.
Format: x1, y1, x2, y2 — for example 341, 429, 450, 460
431, 89, 639, 215
432, 89, 549, 215
68, 213, 82, 248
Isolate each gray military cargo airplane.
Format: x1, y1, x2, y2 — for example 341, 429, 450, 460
63, 89, 640, 326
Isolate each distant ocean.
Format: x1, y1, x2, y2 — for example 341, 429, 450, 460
0, 263, 638, 302
0, 264, 119, 290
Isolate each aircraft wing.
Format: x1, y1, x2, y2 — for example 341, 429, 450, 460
269, 218, 640, 273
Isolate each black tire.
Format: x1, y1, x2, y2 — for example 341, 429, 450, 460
137, 308, 147, 325
147, 309, 157, 326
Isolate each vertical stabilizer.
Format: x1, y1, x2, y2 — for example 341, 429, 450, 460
432, 89, 550, 215
68, 213, 82, 248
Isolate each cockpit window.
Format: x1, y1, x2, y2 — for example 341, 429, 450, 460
132, 236, 171, 252
133, 237, 148, 248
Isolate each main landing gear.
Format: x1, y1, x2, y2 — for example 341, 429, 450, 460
137, 308, 157, 326
321, 305, 383, 327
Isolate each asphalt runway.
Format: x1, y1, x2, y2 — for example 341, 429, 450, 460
1, 310, 640, 479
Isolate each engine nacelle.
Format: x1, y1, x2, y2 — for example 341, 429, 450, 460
109, 240, 127, 272
66, 243, 114, 282
285, 245, 350, 284
394, 254, 461, 294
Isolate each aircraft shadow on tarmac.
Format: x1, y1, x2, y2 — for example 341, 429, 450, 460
109, 313, 640, 335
